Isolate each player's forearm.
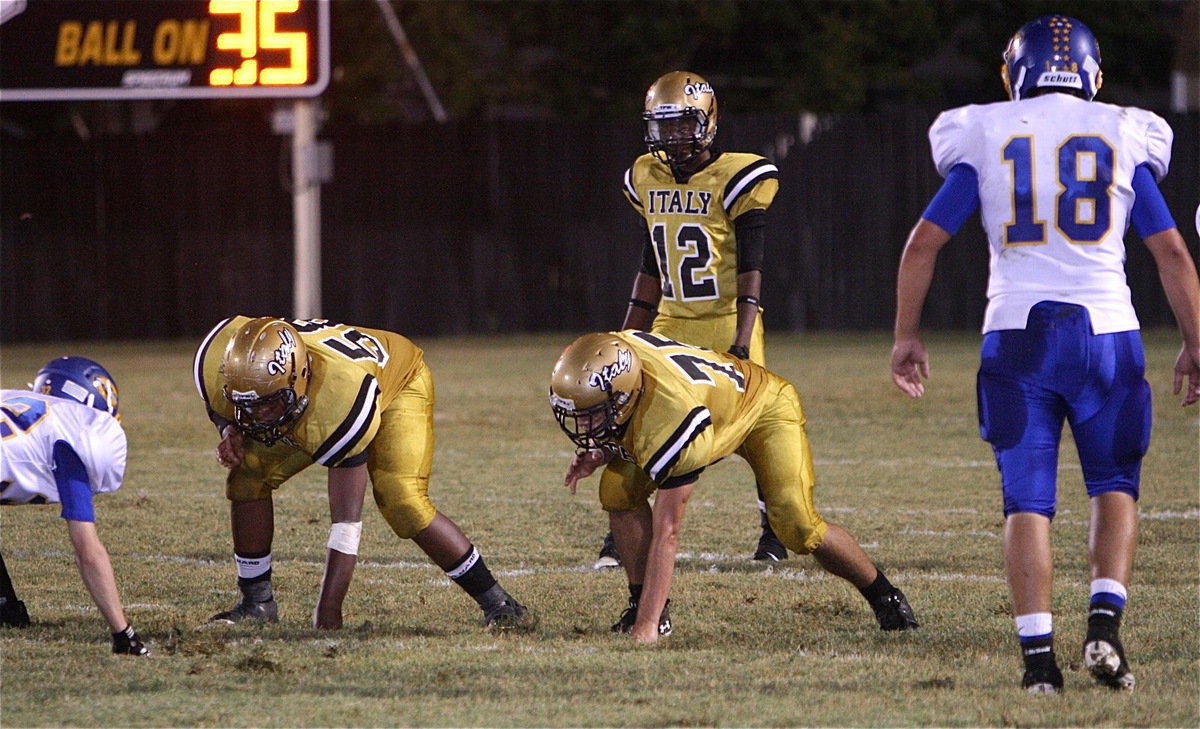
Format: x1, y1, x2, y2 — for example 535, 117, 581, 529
732, 270, 762, 348
68, 522, 128, 632
314, 549, 356, 629
637, 485, 691, 637
894, 219, 950, 339
622, 273, 661, 330
636, 530, 676, 637
1146, 228, 1200, 350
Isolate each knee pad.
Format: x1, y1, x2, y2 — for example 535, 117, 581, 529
374, 489, 436, 539
767, 504, 826, 555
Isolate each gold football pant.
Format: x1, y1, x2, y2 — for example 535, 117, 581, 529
599, 373, 827, 554
225, 362, 440, 540
736, 376, 827, 554
367, 361, 439, 539
650, 309, 766, 366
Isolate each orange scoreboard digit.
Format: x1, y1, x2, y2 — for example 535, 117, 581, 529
0, 0, 330, 100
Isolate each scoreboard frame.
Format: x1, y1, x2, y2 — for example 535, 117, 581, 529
0, 0, 330, 101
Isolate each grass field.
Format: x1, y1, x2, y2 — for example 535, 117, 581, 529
1, 330, 1197, 727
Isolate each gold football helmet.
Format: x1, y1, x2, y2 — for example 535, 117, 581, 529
643, 70, 718, 170
220, 317, 312, 445
549, 333, 644, 449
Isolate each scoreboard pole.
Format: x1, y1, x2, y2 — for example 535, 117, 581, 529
292, 97, 321, 319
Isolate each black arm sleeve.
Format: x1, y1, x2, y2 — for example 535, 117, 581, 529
639, 227, 659, 277
734, 208, 766, 273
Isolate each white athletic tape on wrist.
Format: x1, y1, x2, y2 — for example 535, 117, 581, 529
327, 521, 363, 555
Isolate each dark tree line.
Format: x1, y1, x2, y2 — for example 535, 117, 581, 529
2, 1, 1190, 138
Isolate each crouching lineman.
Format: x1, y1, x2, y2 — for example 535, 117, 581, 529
195, 316, 533, 631
550, 332, 919, 642
0, 357, 149, 655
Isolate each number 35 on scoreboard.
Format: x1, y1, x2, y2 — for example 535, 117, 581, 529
0, 0, 330, 100
209, 0, 311, 87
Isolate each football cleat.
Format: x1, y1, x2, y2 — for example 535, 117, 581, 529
0, 598, 30, 628
1022, 662, 1064, 694
611, 598, 671, 636
209, 596, 279, 624
1084, 637, 1136, 691
593, 532, 622, 570
481, 595, 536, 633
111, 624, 149, 656
870, 588, 919, 631
752, 521, 788, 562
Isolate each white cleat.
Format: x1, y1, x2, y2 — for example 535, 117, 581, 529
1084, 640, 1136, 692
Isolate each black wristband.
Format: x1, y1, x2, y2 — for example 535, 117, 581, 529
728, 345, 750, 360
628, 298, 656, 312
735, 295, 759, 307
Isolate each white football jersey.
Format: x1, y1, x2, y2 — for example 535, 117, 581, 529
929, 93, 1173, 334
0, 390, 126, 504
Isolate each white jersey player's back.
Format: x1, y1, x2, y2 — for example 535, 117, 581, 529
929, 93, 1173, 334
1, 390, 126, 504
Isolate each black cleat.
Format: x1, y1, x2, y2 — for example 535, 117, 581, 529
209, 596, 278, 624
482, 595, 537, 633
1022, 662, 1064, 694
753, 523, 788, 561
611, 598, 671, 636
0, 598, 30, 628
1084, 637, 1135, 691
593, 532, 621, 570
870, 587, 919, 631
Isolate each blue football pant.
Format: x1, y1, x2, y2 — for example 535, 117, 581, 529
976, 302, 1151, 518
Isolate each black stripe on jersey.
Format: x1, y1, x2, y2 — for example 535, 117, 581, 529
660, 467, 704, 490
313, 375, 379, 467
722, 159, 779, 213
623, 167, 643, 211
646, 406, 712, 484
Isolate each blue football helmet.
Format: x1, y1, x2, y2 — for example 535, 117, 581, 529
33, 356, 120, 419
1002, 15, 1102, 101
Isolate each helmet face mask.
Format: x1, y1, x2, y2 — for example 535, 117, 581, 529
549, 334, 644, 450
1001, 14, 1102, 101
32, 356, 120, 420
231, 387, 304, 444
221, 318, 311, 446
643, 71, 718, 172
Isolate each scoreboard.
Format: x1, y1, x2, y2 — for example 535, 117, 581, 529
0, 0, 330, 100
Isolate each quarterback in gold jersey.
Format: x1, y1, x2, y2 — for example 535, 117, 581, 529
594, 70, 785, 568
195, 316, 531, 631
551, 331, 918, 642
